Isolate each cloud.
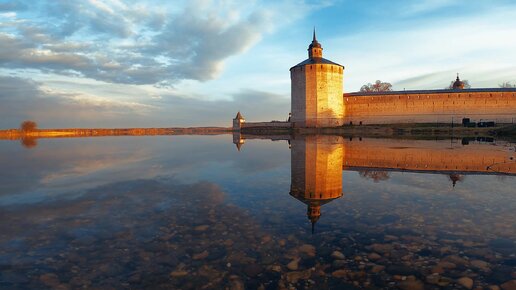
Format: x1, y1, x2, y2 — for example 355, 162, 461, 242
0, 0, 317, 85
152, 3, 270, 81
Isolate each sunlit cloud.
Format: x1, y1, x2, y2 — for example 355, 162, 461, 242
0, 0, 321, 86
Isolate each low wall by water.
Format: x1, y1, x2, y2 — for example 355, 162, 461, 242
242, 122, 291, 128
240, 122, 291, 129
343, 88, 516, 125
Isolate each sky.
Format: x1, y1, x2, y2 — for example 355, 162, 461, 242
1, 0, 516, 128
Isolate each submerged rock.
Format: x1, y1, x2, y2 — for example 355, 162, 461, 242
228, 275, 245, 290
194, 225, 209, 231
331, 251, 345, 260
192, 250, 209, 260
457, 277, 474, 289
287, 258, 301, 271
299, 244, 316, 257
367, 252, 381, 261
370, 265, 385, 273
501, 280, 516, 290
286, 270, 311, 283
331, 269, 348, 278
470, 260, 490, 272
170, 270, 188, 277
370, 243, 393, 254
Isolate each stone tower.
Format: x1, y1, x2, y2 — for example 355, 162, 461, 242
290, 30, 345, 128
290, 135, 344, 233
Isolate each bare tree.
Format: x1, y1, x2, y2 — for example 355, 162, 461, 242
499, 81, 516, 88
446, 80, 471, 89
20, 120, 38, 132
360, 80, 393, 92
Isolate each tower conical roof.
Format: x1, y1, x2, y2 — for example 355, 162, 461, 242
235, 111, 244, 119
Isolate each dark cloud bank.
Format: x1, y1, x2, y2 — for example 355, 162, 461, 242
0, 76, 289, 128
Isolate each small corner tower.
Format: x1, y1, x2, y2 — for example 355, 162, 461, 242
290, 29, 345, 128
233, 111, 245, 131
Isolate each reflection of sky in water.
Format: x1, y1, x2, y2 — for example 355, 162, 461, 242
0, 135, 515, 227
0, 136, 290, 205
0, 136, 515, 289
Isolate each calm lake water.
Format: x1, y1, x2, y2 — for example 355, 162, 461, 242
0, 134, 515, 290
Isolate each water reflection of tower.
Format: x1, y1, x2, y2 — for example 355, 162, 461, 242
289, 135, 344, 233
232, 131, 245, 151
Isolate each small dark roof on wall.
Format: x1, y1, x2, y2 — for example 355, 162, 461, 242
290, 57, 344, 70
344, 88, 516, 97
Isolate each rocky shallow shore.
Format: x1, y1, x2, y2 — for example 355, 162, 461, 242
0, 177, 515, 289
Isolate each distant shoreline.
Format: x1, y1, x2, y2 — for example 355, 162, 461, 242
0, 127, 232, 140
1, 124, 515, 142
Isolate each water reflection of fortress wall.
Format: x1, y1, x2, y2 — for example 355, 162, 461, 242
342, 138, 515, 174
234, 133, 516, 175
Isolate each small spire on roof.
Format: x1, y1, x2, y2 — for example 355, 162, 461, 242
453, 73, 465, 90
308, 27, 322, 58
235, 111, 243, 119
